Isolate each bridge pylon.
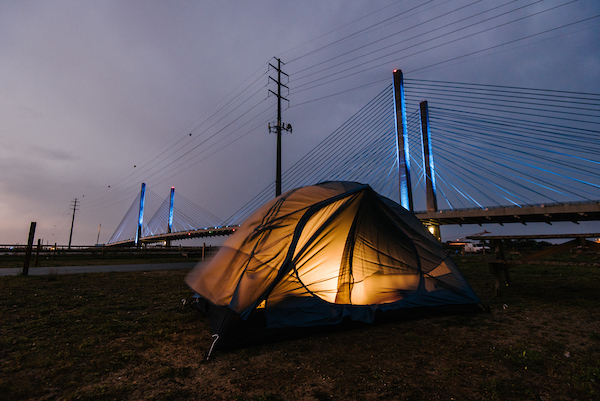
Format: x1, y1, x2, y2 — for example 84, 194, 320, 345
166, 186, 175, 247
393, 69, 413, 212
134, 183, 146, 247
420, 101, 440, 241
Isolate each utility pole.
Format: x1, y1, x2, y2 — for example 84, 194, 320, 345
96, 224, 102, 245
23, 222, 36, 276
68, 198, 79, 250
268, 57, 292, 197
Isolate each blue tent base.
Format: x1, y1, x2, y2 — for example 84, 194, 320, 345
191, 295, 487, 355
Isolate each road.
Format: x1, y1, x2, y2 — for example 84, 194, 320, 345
0, 261, 199, 277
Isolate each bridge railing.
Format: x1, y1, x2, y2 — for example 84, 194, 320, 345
0, 244, 219, 258
414, 199, 600, 215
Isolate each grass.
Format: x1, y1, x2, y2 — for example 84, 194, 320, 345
1, 254, 599, 400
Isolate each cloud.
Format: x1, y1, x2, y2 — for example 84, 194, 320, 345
30, 146, 79, 163
0, 1, 598, 245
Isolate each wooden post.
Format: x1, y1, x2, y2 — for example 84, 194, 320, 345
496, 240, 510, 286
489, 239, 510, 295
23, 222, 36, 276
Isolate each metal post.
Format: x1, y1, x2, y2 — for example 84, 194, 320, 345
420, 101, 440, 240
393, 69, 413, 211
23, 222, 36, 276
135, 183, 146, 247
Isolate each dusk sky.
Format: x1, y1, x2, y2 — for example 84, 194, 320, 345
2, 0, 599, 246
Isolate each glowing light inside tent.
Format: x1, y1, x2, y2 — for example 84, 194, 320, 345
350, 273, 420, 305
297, 263, 422, 306
291, 197, 361, 304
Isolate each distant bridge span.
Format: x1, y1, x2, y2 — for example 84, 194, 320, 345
106, 225, 239, 247
416, 201, 600, 227
106, 201, 600, 247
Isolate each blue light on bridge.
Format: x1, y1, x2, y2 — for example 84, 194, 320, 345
393, 70, 412, 210
135, 183, 146, 246
421, 105, 436, 196
168, 187, 175, 234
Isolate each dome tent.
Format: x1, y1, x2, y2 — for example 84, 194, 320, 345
186, 182, 482, 357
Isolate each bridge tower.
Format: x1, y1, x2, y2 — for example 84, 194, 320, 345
166, 186, 175, 247
420, 101, 440, 241
134, 183, 146, 247
393, 69, 413, 211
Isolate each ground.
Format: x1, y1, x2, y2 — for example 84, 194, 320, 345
0, 254, 599, 400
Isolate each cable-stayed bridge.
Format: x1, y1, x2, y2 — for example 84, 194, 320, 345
107, 74, 600, 246
107, 186, 236, 247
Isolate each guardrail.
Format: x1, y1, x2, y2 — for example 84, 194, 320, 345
0, 244, 218, 258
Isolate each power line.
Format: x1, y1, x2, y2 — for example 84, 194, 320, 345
83, 65, 270, 209
290, 0, 576, 96
282, 0, 414, 62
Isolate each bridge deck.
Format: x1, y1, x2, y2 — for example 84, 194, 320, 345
107, 201, 600, 246
106, 226, 239, 247
415, 201, 600, 226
